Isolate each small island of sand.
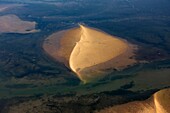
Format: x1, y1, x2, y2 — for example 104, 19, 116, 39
0, 15, 40, 34
43, 25, 137, 83
97, 88, 170, 113
0, 4, 23, 12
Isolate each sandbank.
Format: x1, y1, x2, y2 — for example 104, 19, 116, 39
0, 15, 40, 34
0, 4, 23, 12
97, 88, 170, 113
43, 25, 137, 83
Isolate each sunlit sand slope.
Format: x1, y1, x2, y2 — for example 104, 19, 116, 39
43, 25, 136, 82
97, 88, 170, 113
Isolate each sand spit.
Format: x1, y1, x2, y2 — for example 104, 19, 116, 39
97, 88, 170, 113
0, 6, 9, 12
0, 4, 23, 12
0, 15, 40, 34
43, 25, 137, 83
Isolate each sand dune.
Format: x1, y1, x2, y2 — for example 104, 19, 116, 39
0, 15, 40, 34
43, 25, 136, 83
97, 88, 170, 113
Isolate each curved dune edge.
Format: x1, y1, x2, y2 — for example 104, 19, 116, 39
43, 25, 137, 83
96, 88, 170, 113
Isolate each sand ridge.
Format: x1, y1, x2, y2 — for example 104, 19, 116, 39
43, 25, 137, 83
97, 88, 170, 113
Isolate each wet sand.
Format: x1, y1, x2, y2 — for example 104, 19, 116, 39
43, 25, 137, 83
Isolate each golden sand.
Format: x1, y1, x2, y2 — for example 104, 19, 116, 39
43, 25, 136, 83
0, 15, 40, 34
97, 88, 170, 113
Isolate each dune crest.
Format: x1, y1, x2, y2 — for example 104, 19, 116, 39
97, 88, 170, 113
43, 25, 137, 83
